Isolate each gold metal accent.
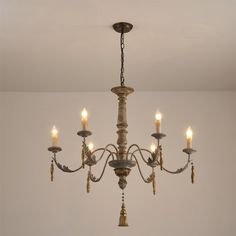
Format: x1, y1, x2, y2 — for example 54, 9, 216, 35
50, 160, 54, 182
119, 202, 128, 226
114, 168, 131, 178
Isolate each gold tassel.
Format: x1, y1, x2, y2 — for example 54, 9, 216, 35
191, 164, 195, 184
160, 147, 163, 171
152, 172, 156, 195
87, 171, 90, 193
50, 160, 54, 182
119, 203, 128, 226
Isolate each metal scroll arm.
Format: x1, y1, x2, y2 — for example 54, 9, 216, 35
90, 144, 117, 163
142, 147, 191, 175
51, 143, 117, 173
126, 144, 151, 164
128, 144, 191, 175
131, 154, 154, 184
89, 154, 113, 183
52, 154, 83, 173
161, 156, 191, 174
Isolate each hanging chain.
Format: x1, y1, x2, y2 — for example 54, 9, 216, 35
120, 32, 125, 86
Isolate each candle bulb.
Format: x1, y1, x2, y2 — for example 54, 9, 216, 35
81, 108, 88, 130
51, 125, 58, 147
150, 143, 156, 153
155, 112, 162, 133
186, 126, 193, 149
88, 142, 94, 152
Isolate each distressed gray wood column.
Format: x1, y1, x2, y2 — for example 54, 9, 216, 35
111, 86, 134, 160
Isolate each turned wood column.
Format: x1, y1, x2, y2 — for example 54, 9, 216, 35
111, 86, 134, 160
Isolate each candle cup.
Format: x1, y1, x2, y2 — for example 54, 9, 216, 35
48, 146, 62, 154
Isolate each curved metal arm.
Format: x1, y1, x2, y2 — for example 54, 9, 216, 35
129, 144, 191, 175
126, 144, 152, 164
162, 156, 191, 174
89, 154, 113, 182
91, 144, 118, 162
52, 156, 83, 173
51, 143, 117, 173
131, 154, 154, 184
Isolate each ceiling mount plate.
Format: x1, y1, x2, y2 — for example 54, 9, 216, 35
113, 22, 133, 33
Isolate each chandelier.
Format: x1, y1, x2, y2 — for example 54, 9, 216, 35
48, 22, 197, 226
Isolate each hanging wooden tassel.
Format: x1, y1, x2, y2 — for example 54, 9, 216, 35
82, 147, 85, 169
152, 171, 156, 195
50, 160, 54, 182
87, 171, 90, 193
160, 146, 163, 171
119, 202, 128, 226
191, 163, 195, 184
119, 191, 128, 226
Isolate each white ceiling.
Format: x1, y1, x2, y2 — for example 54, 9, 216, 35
1, 0, 236, 92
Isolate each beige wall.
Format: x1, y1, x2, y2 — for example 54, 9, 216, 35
0, 94, 3, 236
1, 91, 236, 236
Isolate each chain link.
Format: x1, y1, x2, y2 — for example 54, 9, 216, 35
120, 32, 125, 86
